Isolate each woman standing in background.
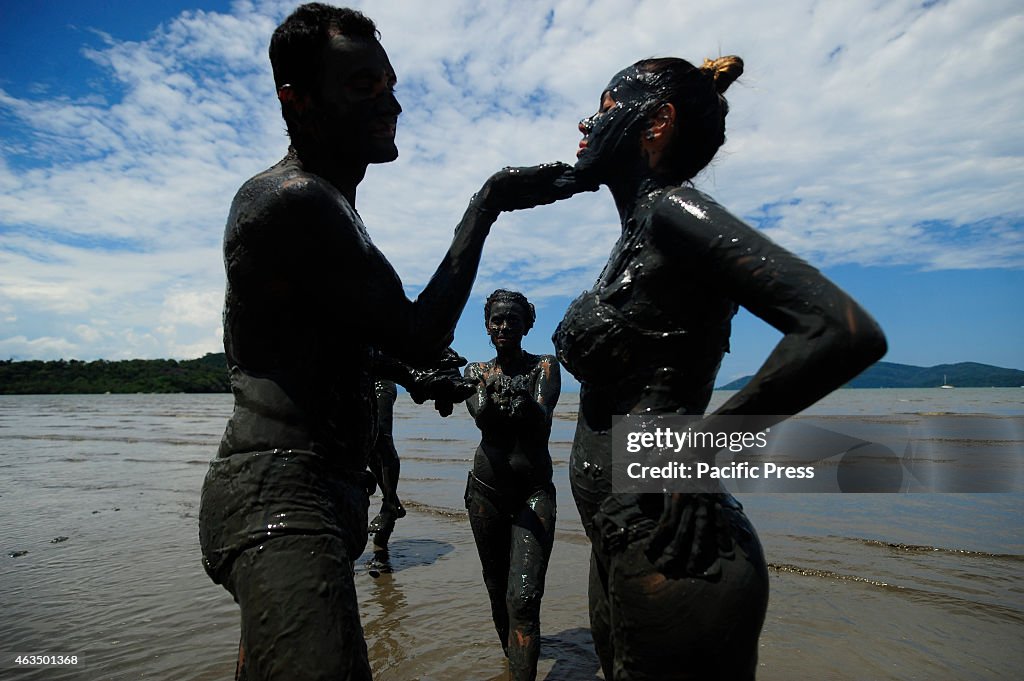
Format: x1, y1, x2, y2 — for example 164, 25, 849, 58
463, 290, 561, 681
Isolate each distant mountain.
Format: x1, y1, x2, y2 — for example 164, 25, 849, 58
717, 361, 1024, 390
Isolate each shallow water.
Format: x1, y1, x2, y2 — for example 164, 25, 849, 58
1, 388, 1022, 679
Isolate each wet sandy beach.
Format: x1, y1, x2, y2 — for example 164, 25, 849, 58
2, 390, 1022, 680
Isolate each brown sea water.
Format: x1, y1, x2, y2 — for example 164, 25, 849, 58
1, 388, 1022, 680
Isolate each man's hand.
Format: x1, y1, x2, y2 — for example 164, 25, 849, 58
378, 347, 475, 417
407, 369, 478, 417
477, 163, 598, 213
431, 346, 470, 371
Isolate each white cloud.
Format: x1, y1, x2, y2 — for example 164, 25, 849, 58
1, 0, 1021, 359
0, 335, 78, 359
160, 289, 222, 328
74, 324, 103, 343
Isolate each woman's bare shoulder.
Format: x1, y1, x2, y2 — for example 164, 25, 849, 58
649, 186, 775, 260
464, 360, 494, 378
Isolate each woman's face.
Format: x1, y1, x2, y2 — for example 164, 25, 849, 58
486, 300, 528, 351
574, 64, 658, 182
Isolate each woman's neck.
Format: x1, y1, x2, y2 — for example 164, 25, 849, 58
495, 345, 527, 371
606, 169, 675, 225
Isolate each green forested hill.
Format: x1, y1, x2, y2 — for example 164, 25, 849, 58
3, 356, 1022, 394
0, 353, 230, 394
718, 361, 1024, 390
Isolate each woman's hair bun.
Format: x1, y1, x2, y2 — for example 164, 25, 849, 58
700, 55, 744, 94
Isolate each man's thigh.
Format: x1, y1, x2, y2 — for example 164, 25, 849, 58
230, 533, 372, 681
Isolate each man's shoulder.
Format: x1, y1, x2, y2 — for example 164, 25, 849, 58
233, 163, 339, 213
225, 162, 358, 242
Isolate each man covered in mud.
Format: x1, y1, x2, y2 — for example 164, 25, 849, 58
197, 4, 582, 679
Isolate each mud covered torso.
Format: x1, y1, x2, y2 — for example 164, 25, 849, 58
468, 355, 556, 498
554, 187, 738, 427
218, 164, 386, 471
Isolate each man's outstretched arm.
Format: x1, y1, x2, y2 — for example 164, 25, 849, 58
381, 163, 594, 363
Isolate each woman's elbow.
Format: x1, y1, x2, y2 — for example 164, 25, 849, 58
840, 303, 887, 371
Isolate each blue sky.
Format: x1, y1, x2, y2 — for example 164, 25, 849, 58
1, 0, 1021, 387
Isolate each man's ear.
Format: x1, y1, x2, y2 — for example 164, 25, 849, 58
277, 84, 311, 114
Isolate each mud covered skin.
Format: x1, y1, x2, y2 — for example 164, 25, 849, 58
464, 351, 560, 497
465, 475, 555, 681
463, 295, 561, 681
543, 60, 888, 680
200, 448, 373, 681
200, 13, 595, 678
208, 152, 588, 679
554, 187, 886, 680
367, 379, 405, 559
575, 65, 661, 187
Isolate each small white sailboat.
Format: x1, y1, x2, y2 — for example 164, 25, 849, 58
940, 374, 954, 389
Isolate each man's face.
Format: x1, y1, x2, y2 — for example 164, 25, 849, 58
313, 34, 402, 164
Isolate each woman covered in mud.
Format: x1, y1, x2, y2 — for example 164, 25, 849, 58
463, 289, 561, 681
503, 56, 887, 679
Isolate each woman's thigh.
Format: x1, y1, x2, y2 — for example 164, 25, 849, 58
467, 476, 513, 574
508, 487, 556, 598
606, 534, 768, 681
